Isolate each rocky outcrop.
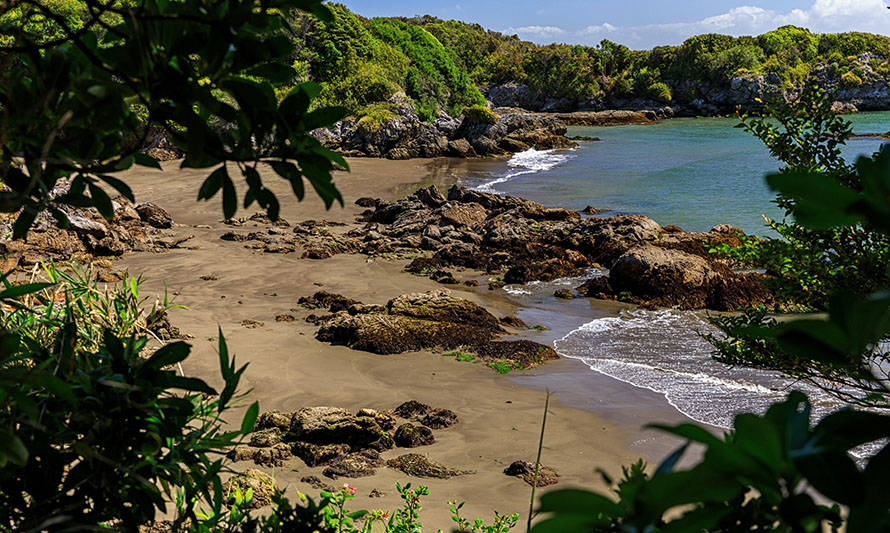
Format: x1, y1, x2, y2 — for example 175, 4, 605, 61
230, 403, 461, 479
0, 182, 182, 272
310, 288, 559, 367
312, 97, 575, 159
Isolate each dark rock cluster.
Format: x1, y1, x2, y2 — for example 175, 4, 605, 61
0, 182, 183, 272
228, 401, 463, 480
309, 184, 770, 311
304, 287, 559, 368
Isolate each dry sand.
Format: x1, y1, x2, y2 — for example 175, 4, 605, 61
113, 157, 686, 528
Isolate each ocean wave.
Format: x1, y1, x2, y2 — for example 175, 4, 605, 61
475, 148, 574, 193
554, 309, 808, 428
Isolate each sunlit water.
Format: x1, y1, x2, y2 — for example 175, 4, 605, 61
467, 114, 890, 449
465, 112, 890, 235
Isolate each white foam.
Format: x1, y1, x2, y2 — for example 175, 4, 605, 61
475, 148, 574, 193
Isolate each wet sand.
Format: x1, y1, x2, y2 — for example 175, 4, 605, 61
112, 157, 699, 528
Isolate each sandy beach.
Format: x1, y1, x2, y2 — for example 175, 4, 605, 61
112, 157, 698, 528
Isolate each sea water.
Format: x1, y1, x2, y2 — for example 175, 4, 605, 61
471, 112, 890, 436
466, 112, 890, 235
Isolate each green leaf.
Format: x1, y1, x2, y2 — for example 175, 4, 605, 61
198, 166, 227, 201
98, 175, 135, 202
89, 183, 115, 220
222, 175, 237, 219
303, 106, 348, 131
145, 342, 192, 370
0, 428, 28, 466
647, 423, 722, 447
0, 282, 53, 300
240, 402, 259, 434
134, 153, 163, 170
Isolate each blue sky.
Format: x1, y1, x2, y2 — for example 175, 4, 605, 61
341, 0, 890, 49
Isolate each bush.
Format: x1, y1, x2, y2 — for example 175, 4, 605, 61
841, 70, 864, 88
356, 103, 397, 135
646, 82, 672, 103
461, 104, 498, 124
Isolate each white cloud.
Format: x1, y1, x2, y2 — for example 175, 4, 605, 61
580, 22, 618, 35
509, 0, 890, 49
504, 25, 565, 40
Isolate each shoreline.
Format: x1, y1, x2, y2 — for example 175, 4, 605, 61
108, 157, 703, 528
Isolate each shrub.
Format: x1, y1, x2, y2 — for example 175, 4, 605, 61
646, 82, 672, 103
841, 70, 864, 88
356, 103, 397, 135
461, 104, 498, 124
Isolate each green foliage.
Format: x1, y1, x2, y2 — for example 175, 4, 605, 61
461, 104, 498, 124
0, 0, 347, 237
368, 17, 485, 115
0, 267, 258, 529
646, 82, 672, 103
487, 361, 515, 374
356, 103, 397, 135
841, 70, 864, 87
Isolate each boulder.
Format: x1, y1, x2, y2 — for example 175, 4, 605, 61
394, 400, 431, 419
289, 406, 394, 450
421, 408, 459, 429
504, 460, 559, 487
291, 442, 350, 467
393, 423, 435, 448
323, 450, 383, 479
386, 289, 503, 330
609, 245, 717, 298
222, 469, 277, 509
248, 428, 282, 448
447, 139, 477, 157
136, 202, 173, 228
316, 312, 499, 355
440, 203, 488, 229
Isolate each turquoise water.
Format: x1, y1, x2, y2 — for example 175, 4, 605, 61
469, 112, 890, 234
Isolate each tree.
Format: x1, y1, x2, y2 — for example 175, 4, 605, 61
0, 0, 347, 240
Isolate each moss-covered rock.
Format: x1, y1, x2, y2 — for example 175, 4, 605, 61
386, 453, 474, 479
393, 423, 435, 448
385, 289, 503, 330
223, 469, 277, 509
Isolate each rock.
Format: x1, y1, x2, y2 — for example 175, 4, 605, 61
447, 139, 477, 157
473, 340, 559, 368
500, 315, 528, 328
289, 406, 394, 450
386, 453, 474, 479
356, 408, 397, 431
394, 400, 431, 419
249, 428, 282, 448
386, 289, 503, 330
504, 460, 559, 487
227, 443, 292, 467
576, 277, 612, 298
291, 442, 350, 467
301, 475, 334, 492
440, 203, 488, 229
369, 488, 385, 498
355, 197, 379, 208
412, 185, 447, 208
299, 291, 360, 312
393, 423, 435, 448
316, 312, 499, 355
323, 450, 383, 479
609, 245, 717, 298
223, 469, 277, 509
136, 202, 173, 229
421, 408, 458, 429
554, 288, 574, 299
256, 410, 292, 432
581, 206, 608, 215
